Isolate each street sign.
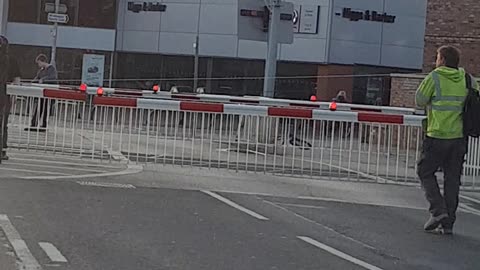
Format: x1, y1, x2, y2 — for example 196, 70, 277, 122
238, 0, 294, 44
45, 3, 67, 14
48, 13, 69, 24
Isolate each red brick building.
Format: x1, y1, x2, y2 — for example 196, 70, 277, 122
390, 0, 480, 108
423, 0, 480, 75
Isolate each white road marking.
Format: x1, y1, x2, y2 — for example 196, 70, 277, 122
263, 200, 378, 251
201, 190, 269, 221
4, 162, 108, 173
297, 196, 425, 211
459, 203, 480, 217
21, 164, 143, 180
10, 158, 121, 168
9, 151, 105, 162
39, 242, 68, 263
460, 194, 480, 205
298, 236, 384, 270
210, 190, 426, 212
277, 203, 326, 209
77, 181, 136, 189
0, 167, 69, 176
0, 214, 42, 270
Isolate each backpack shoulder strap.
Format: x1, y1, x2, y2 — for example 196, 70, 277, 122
465, 73, 472, 89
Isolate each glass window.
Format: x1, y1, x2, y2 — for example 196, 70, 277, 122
78, 0, 116, 29
8, 0, 117, 29
8, 0, 40, 24
9, 44, 112, 87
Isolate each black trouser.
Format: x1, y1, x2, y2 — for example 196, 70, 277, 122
417, 137, 467, 228
0, 96, 11, 150
31, 98, 49, 128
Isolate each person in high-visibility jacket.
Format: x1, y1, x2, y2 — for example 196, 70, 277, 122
416, 45, 479, 235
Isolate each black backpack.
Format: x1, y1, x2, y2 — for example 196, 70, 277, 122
463, 74, 480, 138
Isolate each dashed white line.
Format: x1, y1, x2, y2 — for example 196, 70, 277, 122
263, 200, 378, 251
39, 242, 68, 263
77, 181, 136, 189
201, 190, 269, 221
0, 214, 42, 270
298, 236, 384, 270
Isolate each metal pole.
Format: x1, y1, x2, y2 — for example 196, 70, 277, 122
193, 0, 202, 92
193, 35, 199, 92
109, 52, 114, 88
51, 0, 60, 65
263, 0, 280, 98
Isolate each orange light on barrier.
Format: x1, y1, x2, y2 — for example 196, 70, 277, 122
153, 85, 160, 93
97, 87, 104, 96
310, 95, 317, 102
79, 83, 87, 92
329, 101, 337, 111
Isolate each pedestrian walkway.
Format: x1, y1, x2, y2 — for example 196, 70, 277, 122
0, 149, 128, 179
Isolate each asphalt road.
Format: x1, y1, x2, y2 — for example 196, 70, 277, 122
0, 176, 479, 270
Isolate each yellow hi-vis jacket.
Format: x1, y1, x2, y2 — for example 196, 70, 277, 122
416, 66, 479, 139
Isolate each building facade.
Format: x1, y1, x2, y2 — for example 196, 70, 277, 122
2, 0, 427, 104
390, 0, 480, 108
423, 0, 480, 75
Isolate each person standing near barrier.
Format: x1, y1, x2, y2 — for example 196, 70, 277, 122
416, 45, 479, 235
27, 54, 58, 131
0, 36, 21, 160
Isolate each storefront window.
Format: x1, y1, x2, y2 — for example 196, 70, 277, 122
9, 45, 112, 87
8, 0, 117, 29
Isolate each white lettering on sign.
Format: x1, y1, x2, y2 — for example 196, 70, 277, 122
292, 5, 319, 34
47, 13, 69, 24
299, 5, 319, 34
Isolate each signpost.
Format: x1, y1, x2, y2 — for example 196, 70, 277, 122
49, 0, 68, 66
47, 13, 69, 24
238, 0, 294, 44
238, 0, 294, 97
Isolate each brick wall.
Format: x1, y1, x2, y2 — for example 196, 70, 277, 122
390, 73, 480, 108
389, 74, 424, 108
424, 0, 480, 75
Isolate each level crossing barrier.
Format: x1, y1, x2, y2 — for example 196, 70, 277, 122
26, 83, 424, 115
5, 84, 480, 189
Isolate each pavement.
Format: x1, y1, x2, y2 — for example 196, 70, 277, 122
0, 163, 480, 270
0, 149, 131, 180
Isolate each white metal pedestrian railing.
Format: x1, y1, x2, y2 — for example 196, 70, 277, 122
4, 84, 479, 189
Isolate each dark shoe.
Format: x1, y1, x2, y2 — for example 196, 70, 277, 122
426, 225, 453, 235
441, 227, 453, 235
424, 213, 449, 231
1, 151, 8, 161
